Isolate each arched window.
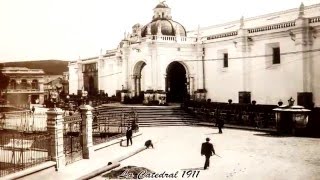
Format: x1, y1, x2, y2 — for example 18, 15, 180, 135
21, 79, 28, 89
9, 79, 17, 89
31, 79, 38, 89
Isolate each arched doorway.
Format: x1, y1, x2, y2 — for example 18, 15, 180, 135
166, 61, 187, 102
132, 61, 146, 96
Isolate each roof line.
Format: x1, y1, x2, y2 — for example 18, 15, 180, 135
190, 3, 320, 32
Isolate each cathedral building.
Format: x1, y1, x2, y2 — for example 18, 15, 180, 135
68, 2, 320, 107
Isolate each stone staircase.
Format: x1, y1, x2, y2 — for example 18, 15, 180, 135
94, 104, 198, 127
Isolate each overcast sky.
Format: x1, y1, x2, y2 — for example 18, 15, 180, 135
0, 0, 318, 62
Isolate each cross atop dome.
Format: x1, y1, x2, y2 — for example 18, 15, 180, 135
153, 0, 171, 19
141, 0, 186, 37
155, 0, 169, 9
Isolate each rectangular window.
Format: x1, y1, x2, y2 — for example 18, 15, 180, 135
223, 53, 228, 68
272, 47, 280, 64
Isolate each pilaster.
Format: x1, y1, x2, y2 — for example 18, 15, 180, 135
46, 108, 65, 170
292, 13, 312, 93
235, 17, 251, 102
79, 105, 94, 159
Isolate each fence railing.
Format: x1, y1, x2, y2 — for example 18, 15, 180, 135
92, 108, 138, 145
63, 114, 83, 165
0, 111, 47, 132
183, 100, 277, 129
0, 132, 51, 177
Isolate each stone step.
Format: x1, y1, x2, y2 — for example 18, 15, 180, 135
94, 105, 200, 127
139, 123, 196, 127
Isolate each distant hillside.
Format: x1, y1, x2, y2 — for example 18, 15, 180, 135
1, 60, 69, 75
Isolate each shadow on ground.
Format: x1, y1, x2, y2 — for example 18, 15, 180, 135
254, 132, 320, 138
181, 167, 203, 171
253, 133, 292, 138
205, 132, 222, 135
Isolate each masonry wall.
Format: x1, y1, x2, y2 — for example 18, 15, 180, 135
249, 34, 303, 105
204, 39, 244, 103
99, 57, 122, 96
311, 32, 320, 107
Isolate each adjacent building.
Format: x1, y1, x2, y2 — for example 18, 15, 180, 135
1, 67, 45, 105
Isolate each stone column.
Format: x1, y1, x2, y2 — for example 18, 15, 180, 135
46, 108, 65, 170
137, 75, 141, 96
133, 75, 137, 96
79, 105, 94, 159
144, 62, 153, 90
189, 76, 194, 97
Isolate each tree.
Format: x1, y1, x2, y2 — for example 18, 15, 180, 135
0, 65, 10, 98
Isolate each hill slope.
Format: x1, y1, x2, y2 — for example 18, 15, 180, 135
1, 60, 69, 75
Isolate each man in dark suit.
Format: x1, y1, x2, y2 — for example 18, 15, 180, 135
126, 126, 133, 146
201, 137, 215, 170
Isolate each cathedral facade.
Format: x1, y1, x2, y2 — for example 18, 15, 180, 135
68, 2, 320, 107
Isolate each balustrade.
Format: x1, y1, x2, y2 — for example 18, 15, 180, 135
309, 16, 320, 23
144, 35, 195, 43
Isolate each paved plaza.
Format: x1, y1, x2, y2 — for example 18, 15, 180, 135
94, 126, 320, 180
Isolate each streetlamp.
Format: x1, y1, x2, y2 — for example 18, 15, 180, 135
51, 91, 58, 108
66, 95, 70, 103
82, 90, 88, 105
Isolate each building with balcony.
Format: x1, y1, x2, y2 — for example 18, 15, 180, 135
68, 2, 320, 107
1, 67, 45, 106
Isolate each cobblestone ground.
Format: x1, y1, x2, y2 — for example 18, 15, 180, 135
96, 126, 320, 180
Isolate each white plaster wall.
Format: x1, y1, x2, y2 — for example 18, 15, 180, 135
99, 58, 122, 96
68, 63, 79, 95
250, 35, 303, 105
204, 41, 243, 103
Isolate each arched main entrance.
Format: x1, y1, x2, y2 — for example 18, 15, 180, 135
132, 61, 146, 96
166, 61, 188, 102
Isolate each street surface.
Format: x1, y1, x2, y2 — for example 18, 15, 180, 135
95, 126, 320, 180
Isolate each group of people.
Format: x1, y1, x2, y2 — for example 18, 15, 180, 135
125, 126, 154, 148
125, 111, 223, 170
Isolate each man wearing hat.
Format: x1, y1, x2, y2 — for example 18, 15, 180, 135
201, 137, 215, 170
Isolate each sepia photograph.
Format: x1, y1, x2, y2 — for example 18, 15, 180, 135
0, 0, 319, 179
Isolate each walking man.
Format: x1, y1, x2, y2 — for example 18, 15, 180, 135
126, 126, 133, 146
201, 137, 215, 170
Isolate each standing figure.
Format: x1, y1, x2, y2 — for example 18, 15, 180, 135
201, 137, 215, 170
126, 126, 133, 146
217, 117, 224, 134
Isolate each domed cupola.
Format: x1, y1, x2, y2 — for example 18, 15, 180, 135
141, 1, 186, 37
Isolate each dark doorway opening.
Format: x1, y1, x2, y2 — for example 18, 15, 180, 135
166, 62, 187, 102
89, 76, 95, 95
